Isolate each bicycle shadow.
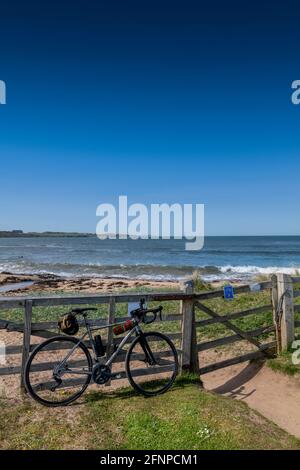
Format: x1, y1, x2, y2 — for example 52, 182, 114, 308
80, 374, 202, 404
68, 361, 263, 406
208, 359, 265, 401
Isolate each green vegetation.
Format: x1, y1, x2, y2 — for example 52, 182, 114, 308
268, 350, 300, 376
191, 270, 212, 291
0, 376, 299, 450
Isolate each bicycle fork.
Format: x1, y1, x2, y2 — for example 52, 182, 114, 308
138, 332, 157, 366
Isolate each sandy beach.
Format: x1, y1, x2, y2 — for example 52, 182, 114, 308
0, 272, 180, 295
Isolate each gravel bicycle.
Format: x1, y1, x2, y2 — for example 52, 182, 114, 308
24, 299, 178, 406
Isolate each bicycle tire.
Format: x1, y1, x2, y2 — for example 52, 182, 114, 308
125, 331, 178, 397
24, 335, 93, 407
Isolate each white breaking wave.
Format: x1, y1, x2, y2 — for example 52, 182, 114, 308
219, 265, 300, 276
200, 265, 300, 283
1, 259, 300, 282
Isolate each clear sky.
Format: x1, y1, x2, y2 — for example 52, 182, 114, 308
0, 0, 300, 235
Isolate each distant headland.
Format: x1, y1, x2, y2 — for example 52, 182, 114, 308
0, 230, 95, 238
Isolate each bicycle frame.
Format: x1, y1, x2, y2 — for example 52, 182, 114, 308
54, 316, 142, 377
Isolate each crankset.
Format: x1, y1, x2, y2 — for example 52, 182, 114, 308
92, 364, 122, 384
92, 364, 112, 385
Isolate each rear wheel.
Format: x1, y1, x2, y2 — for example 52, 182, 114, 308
125, 331, 178, 396
24, 336, 93, 407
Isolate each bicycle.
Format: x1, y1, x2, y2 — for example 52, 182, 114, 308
24, 299, 178, 406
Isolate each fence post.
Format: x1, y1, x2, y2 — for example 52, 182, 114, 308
20, 299, 32, 393
276, 273, 294, 352
180, 280, 199, 374
271, 274, 281, 354
105, 296, 116, 386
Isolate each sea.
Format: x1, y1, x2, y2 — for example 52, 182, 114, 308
0, 236, 300, 283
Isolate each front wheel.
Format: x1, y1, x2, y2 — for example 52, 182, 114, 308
24, 336, 93, 407
125, 331, 178, 396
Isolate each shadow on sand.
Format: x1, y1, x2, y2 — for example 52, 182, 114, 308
210, 359, 265, 400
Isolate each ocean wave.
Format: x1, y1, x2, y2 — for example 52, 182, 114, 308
219, 265, 300, 276
1, 258, 300, 282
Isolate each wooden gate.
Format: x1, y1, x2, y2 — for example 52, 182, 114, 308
179, 280, 277, 375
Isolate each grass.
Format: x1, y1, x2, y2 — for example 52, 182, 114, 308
0, 376, 299, 450
0, 401, 79, 450
268, 349, 300, 376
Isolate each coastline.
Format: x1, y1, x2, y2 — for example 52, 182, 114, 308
0, 271, 255, 295
0, 272, 181, 295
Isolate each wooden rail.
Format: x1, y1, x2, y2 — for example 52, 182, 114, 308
0, 291, 196, 311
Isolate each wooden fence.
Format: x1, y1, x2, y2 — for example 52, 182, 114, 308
0, 274, 298, 393
271, 273, 300, 353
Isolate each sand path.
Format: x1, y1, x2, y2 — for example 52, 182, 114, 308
203, 360, 300, 438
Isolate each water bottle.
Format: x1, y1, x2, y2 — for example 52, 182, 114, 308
94, 334, 105, 357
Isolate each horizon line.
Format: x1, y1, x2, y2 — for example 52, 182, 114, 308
0, 230, 299, 238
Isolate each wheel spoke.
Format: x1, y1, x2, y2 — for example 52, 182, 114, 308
25, 336, 92, 406
126, 333, 178, 396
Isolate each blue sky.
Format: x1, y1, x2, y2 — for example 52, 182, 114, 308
0, 0, 300, 235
